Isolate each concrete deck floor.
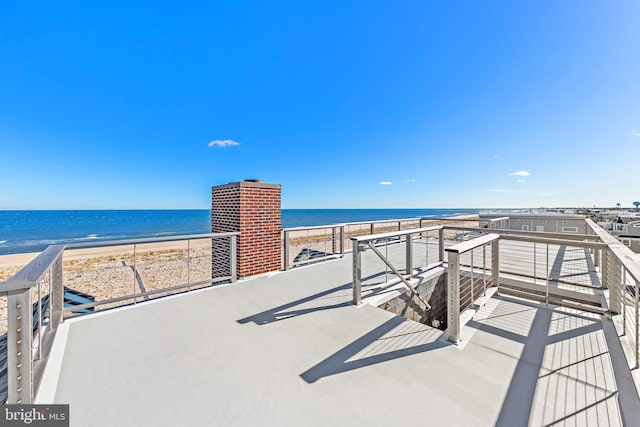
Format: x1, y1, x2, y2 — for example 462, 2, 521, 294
36, 247, 640, 426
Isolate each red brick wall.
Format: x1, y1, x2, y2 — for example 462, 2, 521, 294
211, 181, 281, 278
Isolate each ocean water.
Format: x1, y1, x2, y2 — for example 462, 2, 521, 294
0, 208, 478, 255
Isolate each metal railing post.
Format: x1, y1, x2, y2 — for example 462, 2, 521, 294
470, 250, 475, 306
492, 239, 500, 293
482, 245, 487, 296
606, 250, 623, 314
352, 241, 362, 305
36, 278, 42, 361
7, 288, 34, 404
447, 251, 460, 343
133, 243, 137, 305
601, 248, 608, 291
332, 227, 337, 255
533, 242, 537, 284
283, 230, 290, 271
545, 244, 549, 305
340, 225, 345, 257
187, 239, 191, 288
51, 253, 64, 326
406, 232, 413, 279
613, 257, 622, 314
623, 280, 640, 369
623, 268, 627, 336
439, 228, 444, 262
230, 235, 238, 283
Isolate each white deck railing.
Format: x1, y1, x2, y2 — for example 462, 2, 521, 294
283, 216, 479, 270
587, 219, 640, 369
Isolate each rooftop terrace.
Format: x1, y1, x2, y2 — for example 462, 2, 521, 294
2, 214, 640, 426
37, 245, 640, 426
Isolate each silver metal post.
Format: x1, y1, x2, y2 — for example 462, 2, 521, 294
602, 249, 609, 290
332, 227, 337, 254
406, 232, 413, 280
37, 276, 42, 361
622, 268, 627, 336
284, 230, 290, 270
492, 239, 500, 293
447, 251, 461, 343
133, 244, 137, 305
483, 245, 487, 296
385, 242, 389, 284
470, 250, 475, 306
230, 235, 238, 282
439, 228, 444, 262
634, 274, 640, 369
8, 289, 33, 404
352, 241, 362, 305
306, 229, 310, 265
340, 225, 345, 256
51, 253, 64, 326
187, 239, 191, 289
533, 242, 537, 284
425, 230, 429, 267
545, 244, 549, 305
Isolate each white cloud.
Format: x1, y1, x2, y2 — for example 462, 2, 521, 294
508, 170, 530, 176
208, 139, 240, 148
404, 179, 416, 183
632, 130, 640, 137
379, 181, 392, 185
537, 191, 555, 197
516, 179, 525, 184
493, 154, 500, 159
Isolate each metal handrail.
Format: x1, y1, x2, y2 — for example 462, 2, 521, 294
65, 233, 236, 249
445, 234, 500, 343
351, 226, 445, 305
283, 216, 480, 270
282, 216, 478, 232
351, 225, 443, 243
586, 219, 640, 369
443, 225, 602, 242
0, 232, 239, 404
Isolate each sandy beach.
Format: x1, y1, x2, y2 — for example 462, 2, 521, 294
0, 238, 214, 330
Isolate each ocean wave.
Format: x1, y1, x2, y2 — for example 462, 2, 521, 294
0, 240, 6, 245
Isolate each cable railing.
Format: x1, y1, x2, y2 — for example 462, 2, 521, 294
350, 226, 445, 306
283, 216, 479, 270
486, 216, 510, 230
587, 219, 640, 369
446, 234, 500, 343
349, 221, 625, 346
0, 232, 238, 404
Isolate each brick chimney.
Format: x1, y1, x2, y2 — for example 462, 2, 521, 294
211, 180, 281, 279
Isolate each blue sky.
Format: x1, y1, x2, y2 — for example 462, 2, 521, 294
1, 1, 639, 209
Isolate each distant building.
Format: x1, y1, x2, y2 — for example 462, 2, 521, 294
480, 213, 587, 233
